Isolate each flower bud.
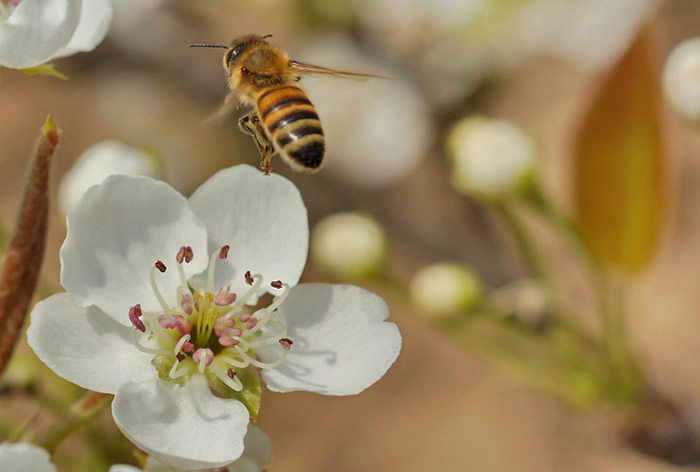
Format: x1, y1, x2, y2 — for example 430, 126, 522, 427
663, 37, 700, 121
311, 212, 387, 280
447, 117, 537, 201
58, 140, 162, 215
409, 262, 482, 318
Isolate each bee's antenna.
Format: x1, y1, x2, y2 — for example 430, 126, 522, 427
189, 43, 228, 49
262, 34, 273, 40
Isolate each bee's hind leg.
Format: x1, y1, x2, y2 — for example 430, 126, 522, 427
238, 113, 274, 176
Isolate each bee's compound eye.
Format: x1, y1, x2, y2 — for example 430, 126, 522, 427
226, 44, 245, 67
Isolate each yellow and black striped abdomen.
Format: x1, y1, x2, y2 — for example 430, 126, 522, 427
257, 85, 324, 170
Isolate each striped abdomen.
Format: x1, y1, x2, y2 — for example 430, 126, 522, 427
257, 85, 324, 170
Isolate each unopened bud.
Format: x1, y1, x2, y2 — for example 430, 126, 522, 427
409, 262, 482, 318
663, 37, 700, 121
311, 212, 387, 280
447, 117, 537, 201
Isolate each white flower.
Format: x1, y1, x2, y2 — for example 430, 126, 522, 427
410, 262, 482, 317
110, 425, 272, 472
58, 140, 162, 216
0, 0, 112, 69
664, 37, 700, 121
28, 165, 401, 470
447, 117, 537, 201
0, 443, 56, 472
311, 212, 387, 280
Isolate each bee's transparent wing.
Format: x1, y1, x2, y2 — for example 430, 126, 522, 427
201, 91, 246, 126
289, 60, 390, 80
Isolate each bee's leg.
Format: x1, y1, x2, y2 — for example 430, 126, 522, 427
238, 114, 274, 175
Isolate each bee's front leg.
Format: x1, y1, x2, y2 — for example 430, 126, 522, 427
238, 113, 274, 175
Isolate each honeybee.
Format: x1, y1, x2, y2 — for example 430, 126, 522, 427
190, 34, 387, 175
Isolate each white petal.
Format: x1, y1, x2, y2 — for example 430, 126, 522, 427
231, 425, 272, 472
140, 426, 271, 472
54, 0, 112, 57
188, 165, 308, 297
0, 0, 81, 68
61, 175, 208, 325
261, 283, 401, 395
58, 140, 161, 216
0, 443, 56, 472
112, 375, 249, 470
109, 466, 141, 472
27, 293, 154, 394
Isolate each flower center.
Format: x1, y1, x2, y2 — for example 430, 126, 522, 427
128, 245, 293, 396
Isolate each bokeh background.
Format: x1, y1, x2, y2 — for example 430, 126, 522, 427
3, 0, 700, 470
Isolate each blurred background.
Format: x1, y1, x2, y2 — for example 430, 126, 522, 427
3, 0, 700, 470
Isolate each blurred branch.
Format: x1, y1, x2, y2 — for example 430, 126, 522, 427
39, 391, 111, 454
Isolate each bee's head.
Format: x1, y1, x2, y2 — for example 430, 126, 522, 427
189, 34, 273, 72
224, 34, 273, 71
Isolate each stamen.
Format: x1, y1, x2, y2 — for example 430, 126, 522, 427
218, 327, 243, 346
271, 280, 283, 289
180, 294, 193, 315
215, 285, 237, 306
234, 345, 288, 369
174, 334, 192, 354
149, 266, 172, 312
227, 368, 236, 378
248, 282, 290, 333
245, 271, 254, 285
176, 246, 194, 264
131, 330, 169, 355
155, 260, 167, 272
218, 354, 248, 369
229, 273, 262, 314
214, 316, 236, 336
176, 263, 187, 289
193, 348, 214, 372
176, 246, 186, 264
219, 245, 230, 259
169, 358, 190, 379
176, 352, 186, 362
129, 304, 145, 332
206, 250, 221, 293
279, 337, 294, 350
211, 364, 243, 391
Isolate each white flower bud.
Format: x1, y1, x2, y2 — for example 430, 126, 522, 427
58, 140, 162, 216
664, 37, 700, 121
447, 117, 537, 201
409, 262, 482, 318
311, 212, 387, 280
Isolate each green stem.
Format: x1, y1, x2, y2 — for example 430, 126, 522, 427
39, 391, 112, 454
527, 184, 634, 389
495, 203, 548, 280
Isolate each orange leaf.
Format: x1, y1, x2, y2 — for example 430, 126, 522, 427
573, 28, 667, 273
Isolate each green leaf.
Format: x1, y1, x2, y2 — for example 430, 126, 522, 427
20, 64, 68, 80
573, 28, 668, 273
